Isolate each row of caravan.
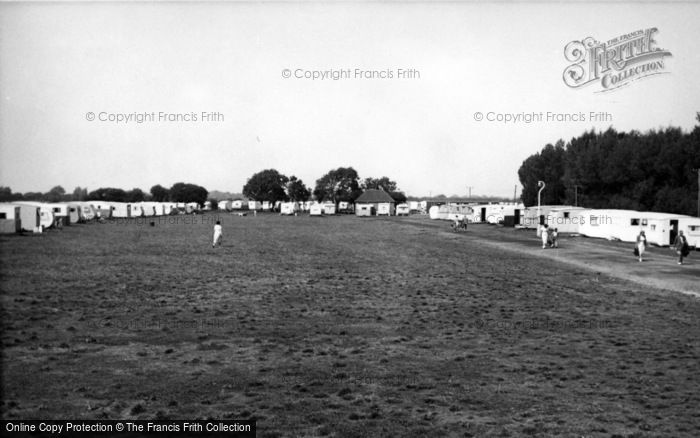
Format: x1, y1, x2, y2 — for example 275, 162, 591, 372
0, 201, 201, 233
429, 203, 524, 225
279, 202, 353, 216
278, 201, 423, 217
0, 201, 101, 233
426, 202, 700, 248
90, 201, 200, 218
525, 206, 700, 248
218, 199, 429, 216
218, 200, 359, 215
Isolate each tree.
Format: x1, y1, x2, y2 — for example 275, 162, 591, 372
169, 182, 209, 206
286, 176, 311, 202
314, 167, 361, 204
45, 186, 66, 202
23, 192, 43, 201
361, 176, 398, 192
0, 187, 22, 202
150, 184, 170, 202
88, 187, 128, 202
125, 188, 146, 203
518, 122, 700, 215
389, 191, 407, 203
242, 169, 289, 203
72, 186, 88, 201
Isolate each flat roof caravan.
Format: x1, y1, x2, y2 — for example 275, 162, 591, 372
59, 203, 81, 224
110, 202, 131, 218
546, 207, 587, 234
47, 204, 71, 226
482, 203, 523, 224
76, 202, 97, 221
130, 204, 144, 217
429, 205, 444, 220
576, 209, 699, 247
218, 200, 232, 211
678, 217, 700, 248
280, 202, 300, 216
323, 203, 336, 215
520, 205, 578, 229
309, 204, 324, 216
231, 200, 247, 210
89, 202, 113, 219
355, 204, 374, 217
8, 203, 41, 232
150, 202, 166, 216
0, 205, 21, 233
469, 204, 491, 223
430, 204, 473, 221
139, 202, 156, 217
377, 203, 394, 216
14, 202, 55, 230
163, 203, 176, 215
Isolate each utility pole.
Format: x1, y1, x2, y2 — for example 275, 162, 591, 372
573, 184, 582, 207
513, 185, 517, 203
466, 186, 473, 200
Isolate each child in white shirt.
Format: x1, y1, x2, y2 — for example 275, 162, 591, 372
213, 221, 223, 247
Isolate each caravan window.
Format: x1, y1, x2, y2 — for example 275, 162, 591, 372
590, 216, 598, 226
690, 226, 699, 232
630, 219, 640, 226
641, 219, 648, 226
564, 212, 570, 219
0, 213, 6, 219
651, 225, 656, 231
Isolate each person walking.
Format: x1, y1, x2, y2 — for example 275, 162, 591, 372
636, 230, 647, 262
212, 220, 223, 248
552, 228, 559, 248
673, 230, 689, 265
540, 224, 549, 249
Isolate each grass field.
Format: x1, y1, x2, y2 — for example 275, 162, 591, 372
2, 212, 700, 437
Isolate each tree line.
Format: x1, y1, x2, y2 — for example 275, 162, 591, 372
518, 121, 700, 216
0, 167, 406, 208
242, 167, 406, 204
0, 183, 209, 206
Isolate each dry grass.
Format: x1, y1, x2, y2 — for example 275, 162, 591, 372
1, 213, 699, 437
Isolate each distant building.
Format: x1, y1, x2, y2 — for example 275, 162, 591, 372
355, 189, 396, 216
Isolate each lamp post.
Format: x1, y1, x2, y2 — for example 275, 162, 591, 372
573, 184, 582, 207
537, 181, 545, 236
694, 168, 700, 218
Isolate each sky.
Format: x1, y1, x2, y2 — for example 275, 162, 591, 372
1, 1, 698, 198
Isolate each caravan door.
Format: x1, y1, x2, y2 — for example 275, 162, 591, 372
669, 220, 678, 245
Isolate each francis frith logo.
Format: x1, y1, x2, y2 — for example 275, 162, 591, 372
563, 28, 672, 92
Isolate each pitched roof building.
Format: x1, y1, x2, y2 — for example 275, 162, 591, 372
355, 189, 396, 204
